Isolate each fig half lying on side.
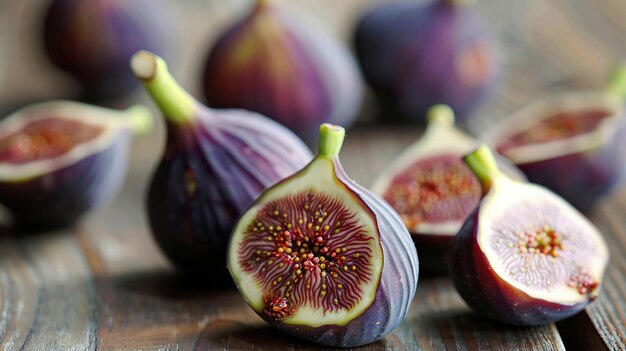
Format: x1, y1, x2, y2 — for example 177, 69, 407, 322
228, 124, 418, 347
0, 101, 152, 229
484, 66, 626, 211
371, 105, 524, 274
450, 145, 609, 325
132, 51, 312, 280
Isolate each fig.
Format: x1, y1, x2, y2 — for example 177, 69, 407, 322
202, 0, 363, 144
0, 101, 152, 229
43, 0, 175, 101
131, 51, 313, 279
371, 105, 524, 274
354, 0, 499, 123
484, 67, 626, 211
450, 145, 609, 326
228, 124, 419, 347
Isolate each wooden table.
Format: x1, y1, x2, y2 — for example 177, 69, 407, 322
1, 0, 626, 350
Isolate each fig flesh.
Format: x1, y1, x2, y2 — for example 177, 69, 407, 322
43, 0, 175, 101
371, 105, 524, 274
450, 145, 609, 326
228, 124, 419, 347
132, 51, 312, 279
354, 0, 499, 123
485, 84, 626, 211
202, 0, 363, 144
0, 101, 152, 229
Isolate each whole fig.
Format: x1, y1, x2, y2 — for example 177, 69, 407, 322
354, 0, 499, 123
43, 0, 175, 101
0, 101, 152, 229
131, 51, 312, 280
202, 0, 363, 144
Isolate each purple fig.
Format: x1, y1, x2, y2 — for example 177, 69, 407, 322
354, 0, 499, 123
228, 124, 419, 347
43, 0, 175, 101
131, 51, 313, 279
450, 145, 609, 326
202, 0, 363, 144
0, 101, 152, 229
484, 66, 626, 211
372, 105, 524, 274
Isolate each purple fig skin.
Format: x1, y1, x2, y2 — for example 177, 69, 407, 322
148, 108, 313, 278
450, 209, 591, 326
354, 1, 499, 123
512, 128, 626, 212
0, 134, 129, 229
203, 1, 363, 144
43, 0, 174, 101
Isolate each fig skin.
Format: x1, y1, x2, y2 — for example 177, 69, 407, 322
132, 51, 312, 280
202, 0, 363, 144
0, 102, 152, 229
43, 0, 175, 101
354, 0, 499, 123
450, 145, 609, 326
228, 124, 419, 347
484, 88, 626, 212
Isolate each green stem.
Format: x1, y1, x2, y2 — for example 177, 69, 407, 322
426, 104, 455, 128
463, 145, 502, 195
606, 63, 626, 98
318, 124, 345, 158
122, 105, 153, 135
130, 50, 196, 125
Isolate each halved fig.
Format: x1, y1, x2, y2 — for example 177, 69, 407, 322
0, 101, 152, 228
484, 67, 626, 211
371, 105, 524, 274
228, 124, 419, 347
450, 145, 609, 326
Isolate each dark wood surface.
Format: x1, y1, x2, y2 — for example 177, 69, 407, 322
1, 0, 626, 350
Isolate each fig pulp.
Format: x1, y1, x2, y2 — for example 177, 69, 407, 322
354, 0, 499, 123
43, 0, 175, 101
371, 105, 524, 274
450, 145, 609, 326
0, 101, 152, 229
202, 0, 363, 144
132, 51, 312, 280
228, 124, 419, 347
484, 67, 626, 211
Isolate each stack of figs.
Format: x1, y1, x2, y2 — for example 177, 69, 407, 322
1, 0, 620, 347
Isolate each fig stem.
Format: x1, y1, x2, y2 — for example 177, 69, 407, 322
426, 104, 455, 127
318, 124, 345, 158
123, 105, 153, 135
463, 144, 502, 195
606, 63, 626, 98
130, 50, 196, 125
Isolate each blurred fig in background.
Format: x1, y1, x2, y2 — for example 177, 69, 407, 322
202, 0, 363, 145
132, 51, 312, 281
354, 0, 499, 124
371, 105, 524, 274
0, 101, 152, 229
43, 0, 175, 102
484, 65, 626, 212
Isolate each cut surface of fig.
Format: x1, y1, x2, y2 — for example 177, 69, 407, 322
0, 118, 103, 164
450, 145, 609, 325
383, 153, 481, 232
497, 108, 612, 156
229, 124, 418, 347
